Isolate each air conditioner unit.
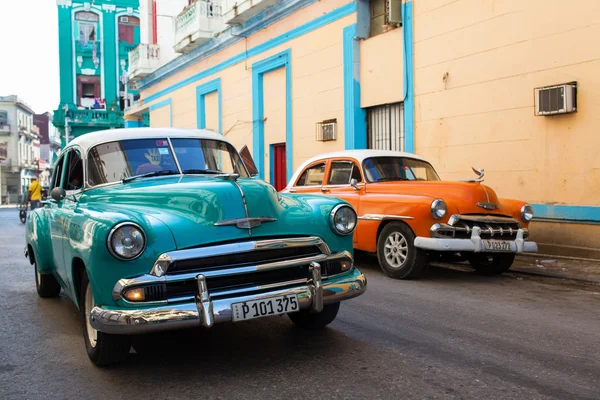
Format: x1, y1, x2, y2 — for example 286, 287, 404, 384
386, 0, 402, 26
120, 16, 129, 23
316, 119, 337, 142
534, 82, 577, 116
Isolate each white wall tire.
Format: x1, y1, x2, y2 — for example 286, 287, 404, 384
80, 273, 131, 366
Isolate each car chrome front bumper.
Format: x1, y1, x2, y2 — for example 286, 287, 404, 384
90, 267, 366, 335
414, 226, 538, 253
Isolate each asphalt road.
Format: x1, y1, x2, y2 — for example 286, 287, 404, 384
0, 208, 599, 400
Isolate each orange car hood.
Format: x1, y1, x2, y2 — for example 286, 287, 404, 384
367, 181, 504, 214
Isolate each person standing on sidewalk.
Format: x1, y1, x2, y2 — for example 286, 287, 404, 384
27, 177, 42, 210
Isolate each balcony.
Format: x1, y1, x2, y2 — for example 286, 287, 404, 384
222, 0, 280, 25
76, 40, 101, 55
49, 134, 62, 148
18, 126, 38, 140
174, 1, 225, 54
0, 124, 9, 134
128, 44, 162, 81
52, 109, 124, 129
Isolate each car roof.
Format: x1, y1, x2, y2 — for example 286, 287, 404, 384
68, 127, 231, 151
285, 150, 431, 188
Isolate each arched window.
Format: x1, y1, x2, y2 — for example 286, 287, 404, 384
75, 11, 99, 42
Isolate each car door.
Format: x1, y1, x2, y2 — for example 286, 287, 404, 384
321, 159, 365, 245
287, 161, 328, 195
46, 153, 69, 286
59, 148, 85, 294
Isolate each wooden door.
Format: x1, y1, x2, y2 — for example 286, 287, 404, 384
272, 143, 286, 191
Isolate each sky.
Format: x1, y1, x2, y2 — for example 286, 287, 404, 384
0, 0, 59, 114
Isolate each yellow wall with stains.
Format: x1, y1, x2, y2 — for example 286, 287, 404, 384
412, 0, 600, 206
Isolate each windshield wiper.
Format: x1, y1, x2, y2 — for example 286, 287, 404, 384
376, 177, 409, 182
122, 170, 179, 183
182, 169, 222, 175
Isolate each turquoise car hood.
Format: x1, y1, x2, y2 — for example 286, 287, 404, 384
80, 176, 334, 249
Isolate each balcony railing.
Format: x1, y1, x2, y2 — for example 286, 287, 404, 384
49, 134, 62, 147
174, 1, 225, 54
222, 0, 280, 25
52, 108, 124, 128
128, 44, 162, 81
0, 124, 9, 133
119, 41, 138, 55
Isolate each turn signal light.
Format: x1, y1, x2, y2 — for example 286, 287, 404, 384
341, 260, 352, 271
123, 287, 145, 302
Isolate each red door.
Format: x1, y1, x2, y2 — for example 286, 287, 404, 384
272, 143, 286, 191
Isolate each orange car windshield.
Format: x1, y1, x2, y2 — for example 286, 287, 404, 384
362, 157, 440, 183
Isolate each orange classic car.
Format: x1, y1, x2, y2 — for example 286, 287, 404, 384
282, 150, 538, 279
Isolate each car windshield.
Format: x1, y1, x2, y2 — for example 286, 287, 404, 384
362, 157, 440, 182
87, 138, 248, 187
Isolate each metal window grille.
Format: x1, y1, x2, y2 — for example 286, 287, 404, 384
316, 119, 337, 141
367, 102, 404, 151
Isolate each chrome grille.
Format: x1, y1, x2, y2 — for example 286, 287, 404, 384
113, 237, 354, 305
432, 214, 527, 240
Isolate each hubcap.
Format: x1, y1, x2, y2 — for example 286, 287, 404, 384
85, 284, 98, 348
384, 231, 408, 269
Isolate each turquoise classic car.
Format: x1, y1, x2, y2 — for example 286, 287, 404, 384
25, 128, 366, 366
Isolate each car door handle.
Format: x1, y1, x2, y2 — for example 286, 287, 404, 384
320, 187, 330, 193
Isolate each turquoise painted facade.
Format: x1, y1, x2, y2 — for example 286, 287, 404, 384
53, 0, 141, 143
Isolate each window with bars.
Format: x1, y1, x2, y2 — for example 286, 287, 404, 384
367, 102, 405, 152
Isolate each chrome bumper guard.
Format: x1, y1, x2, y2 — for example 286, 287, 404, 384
89, 266, 366, 335
414, 226, 538, 253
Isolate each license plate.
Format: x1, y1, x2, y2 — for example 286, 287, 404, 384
232, 294, 299, 322
482, 240, 513, 252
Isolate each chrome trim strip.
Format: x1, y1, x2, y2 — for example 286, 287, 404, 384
90, 269, 367, 335
150, 236, 331, 276
358, 214, 414, 221
166, 137, 183, 174
231, 179, 251, 235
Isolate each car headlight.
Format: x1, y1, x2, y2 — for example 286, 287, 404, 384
107, 222, 146, 260
521, 204, 534, 222
330, 204, 357, 236
431, 199, 447, 219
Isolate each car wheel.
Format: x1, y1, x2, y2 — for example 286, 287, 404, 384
80, 274, 131, 366
35, 261, 61, 298
287, 302, 340, 329
376, 222, 426, 279
468, 253, 515, 275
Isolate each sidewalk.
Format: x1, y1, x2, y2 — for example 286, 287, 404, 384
513, 255, 600, 284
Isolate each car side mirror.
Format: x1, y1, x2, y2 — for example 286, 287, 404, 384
350, 178, 360, 190
51, 187, 66, 202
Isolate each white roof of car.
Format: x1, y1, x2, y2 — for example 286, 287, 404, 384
68, 127, 231, 151
286, 150, 430, 189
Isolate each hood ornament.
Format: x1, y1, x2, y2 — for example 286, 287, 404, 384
215, 217, 277, 229
460, 167, 485, 183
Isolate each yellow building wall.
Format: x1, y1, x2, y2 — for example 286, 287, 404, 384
412, 0, 600, 206
360, 27, 405, 108
138, 0, 355, 183
149, 104, 171, 127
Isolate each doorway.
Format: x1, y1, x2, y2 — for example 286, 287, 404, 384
271, 143, 286, 191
